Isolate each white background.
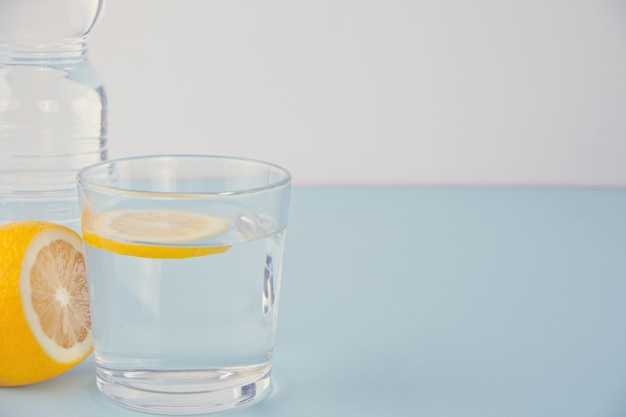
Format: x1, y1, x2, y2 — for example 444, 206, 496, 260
89, 0, 626, 186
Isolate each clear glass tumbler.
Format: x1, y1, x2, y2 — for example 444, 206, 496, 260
77, 155, 291, 414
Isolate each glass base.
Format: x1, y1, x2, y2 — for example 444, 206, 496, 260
95, 363, 272, 415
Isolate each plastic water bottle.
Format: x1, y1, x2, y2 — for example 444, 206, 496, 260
0, 0, 107, 231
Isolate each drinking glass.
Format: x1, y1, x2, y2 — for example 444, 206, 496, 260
77, 154, 291, 414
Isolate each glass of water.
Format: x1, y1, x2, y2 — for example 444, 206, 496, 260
77, 155, 291, 414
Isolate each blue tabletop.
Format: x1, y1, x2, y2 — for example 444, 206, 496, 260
2, 186, 626, 417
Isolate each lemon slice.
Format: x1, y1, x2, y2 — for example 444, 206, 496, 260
0, 221, 92, 386
82, 209, 232, 259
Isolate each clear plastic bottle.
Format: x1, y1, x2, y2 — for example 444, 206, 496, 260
0, 0, 107, 231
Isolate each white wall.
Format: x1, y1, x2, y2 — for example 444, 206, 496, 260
89, 0, 626, 186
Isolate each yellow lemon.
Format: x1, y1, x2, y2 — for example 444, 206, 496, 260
82, 209, 232, 259
0, 221, 93, 386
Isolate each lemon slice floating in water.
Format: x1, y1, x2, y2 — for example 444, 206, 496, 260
82, 209, 232, 259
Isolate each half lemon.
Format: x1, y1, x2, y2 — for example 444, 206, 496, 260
0, 221, 92, 386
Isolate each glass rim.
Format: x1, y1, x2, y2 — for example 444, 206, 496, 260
77, 154, 292, 197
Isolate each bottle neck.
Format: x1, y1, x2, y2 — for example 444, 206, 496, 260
0, 36, 89, 65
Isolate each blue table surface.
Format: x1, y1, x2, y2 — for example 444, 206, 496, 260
2, 186, 626, 417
